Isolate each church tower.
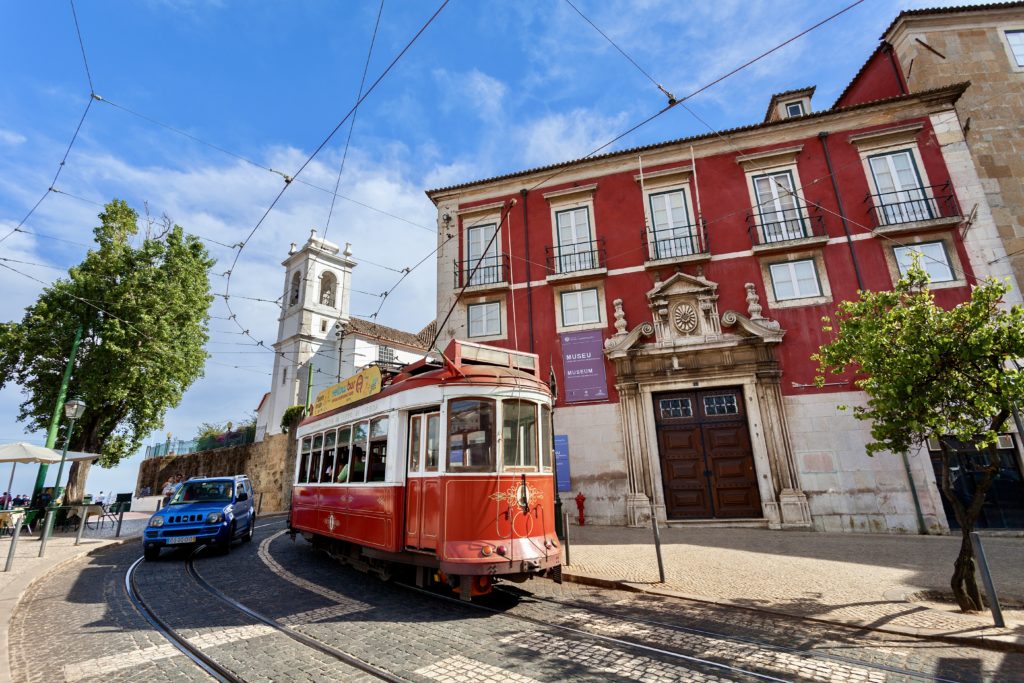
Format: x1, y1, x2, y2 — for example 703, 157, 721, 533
263, 229, 355, 437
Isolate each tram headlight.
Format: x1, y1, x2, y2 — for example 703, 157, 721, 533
496, 545, 507, 556
481, 545, 493, 557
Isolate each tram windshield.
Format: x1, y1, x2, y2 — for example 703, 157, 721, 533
503, 400, 538, 470
448, 399, 495, 472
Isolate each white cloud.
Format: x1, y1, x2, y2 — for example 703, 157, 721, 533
0, 129, 26, 146
516, 108, 630, 168
432, 68, 508, 121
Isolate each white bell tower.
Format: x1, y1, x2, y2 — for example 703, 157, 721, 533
263, 229, 356, 437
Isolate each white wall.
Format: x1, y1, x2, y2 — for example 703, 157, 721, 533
554, 402, 629, 526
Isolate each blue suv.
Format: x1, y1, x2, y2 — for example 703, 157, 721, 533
143, 475, 255, 560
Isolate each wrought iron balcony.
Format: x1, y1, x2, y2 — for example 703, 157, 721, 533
545, 238, 606, 276
865, 182, 961, 229
454, 254, 509, 289
746, 204, 827, 250
643, 220, 710, 262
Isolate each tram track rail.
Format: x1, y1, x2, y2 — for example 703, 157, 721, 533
124, 532, 408, 683
491, 585, 964, 683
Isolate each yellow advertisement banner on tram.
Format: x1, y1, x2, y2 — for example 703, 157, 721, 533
311, 366, 383, 416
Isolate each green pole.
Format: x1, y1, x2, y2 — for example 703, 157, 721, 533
304, 363, 314, 411
32, 324, 83, 502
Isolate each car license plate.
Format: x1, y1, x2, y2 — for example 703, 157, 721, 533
168, 536, 196, 544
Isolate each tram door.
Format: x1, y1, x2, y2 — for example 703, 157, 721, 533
405, 410, 441, 550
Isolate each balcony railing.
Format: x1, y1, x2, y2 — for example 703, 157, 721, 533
643, 219, 710, 261
865, 182, 961, 228
546, 238, 606, 275
454, 253, 509, 288
747, 206, 826, 248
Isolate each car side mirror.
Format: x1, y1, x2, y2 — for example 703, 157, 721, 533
237, 491, 248, 502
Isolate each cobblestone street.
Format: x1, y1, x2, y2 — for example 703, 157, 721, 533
6, 517, 1023, 682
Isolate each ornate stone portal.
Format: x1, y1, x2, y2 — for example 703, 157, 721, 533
605, 273, 811, 529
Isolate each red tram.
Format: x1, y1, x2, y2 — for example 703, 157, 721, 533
289, 340, 561, 599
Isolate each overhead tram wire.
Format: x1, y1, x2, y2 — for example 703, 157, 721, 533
220, 0, 449, 354
69, 0, 94, 94
429, 0, 866, 351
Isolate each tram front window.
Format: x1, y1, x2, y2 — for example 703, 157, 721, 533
503, 400, 538, 471
448, 399, 495, 472
541, 404, 553, 471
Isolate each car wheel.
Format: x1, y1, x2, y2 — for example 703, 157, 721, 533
243, 516, 255, 543
144, 546, 160, 561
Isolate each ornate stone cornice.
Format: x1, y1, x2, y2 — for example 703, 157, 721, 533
605, 322, 654, 357
720, 310, 785, 343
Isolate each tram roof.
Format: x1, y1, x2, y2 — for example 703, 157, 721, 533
299, 341, 549, 428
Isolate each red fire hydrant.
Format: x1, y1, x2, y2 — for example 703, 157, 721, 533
575, 491, 586, 526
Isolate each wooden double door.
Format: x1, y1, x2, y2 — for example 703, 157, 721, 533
654, 388, 761, 519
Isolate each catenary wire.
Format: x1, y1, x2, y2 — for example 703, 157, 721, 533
69, 0, 95, 94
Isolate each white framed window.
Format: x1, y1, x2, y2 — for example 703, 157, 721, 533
467, 301, 501, 338
893, 241, 954, 283
466, 223, 499, 286
648, 189, 696, 258
560, 288, 600, 326
785, 101, 804, 117
555, 207, 595, 272
868, 150, 931, 225
752, 171, 805, 242
769, 259, 821, 301
1006, 30, 1024, 67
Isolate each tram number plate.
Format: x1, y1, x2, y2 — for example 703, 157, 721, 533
168, 536, 196, 544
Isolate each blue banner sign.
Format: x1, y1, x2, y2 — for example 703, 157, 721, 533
554, 434, 571, 493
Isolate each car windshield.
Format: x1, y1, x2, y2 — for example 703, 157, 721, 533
169, 481, 234, 505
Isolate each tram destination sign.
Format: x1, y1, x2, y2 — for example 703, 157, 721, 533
559, 330, 608, 403
311, 366, 382, 416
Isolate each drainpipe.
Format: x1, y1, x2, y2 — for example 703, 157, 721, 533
520, 188, 535, 353
818, 132, 865, 291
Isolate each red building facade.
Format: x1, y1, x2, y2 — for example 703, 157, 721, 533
427, 53, 1018, 532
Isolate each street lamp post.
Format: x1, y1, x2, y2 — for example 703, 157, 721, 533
39, 397, 86, 556
52, 397, 86, 504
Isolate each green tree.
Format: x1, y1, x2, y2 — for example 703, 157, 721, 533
815, 259, 1024, 611
0, 199, 214, 501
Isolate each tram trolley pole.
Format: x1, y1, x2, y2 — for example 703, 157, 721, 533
651, 512, 665, 584
970, 532, 1005, 628
75, 505, 88, 546
4, 513, 24, 572
38, 510, 56, 558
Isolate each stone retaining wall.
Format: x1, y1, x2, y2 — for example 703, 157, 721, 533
135, 433, 289, 512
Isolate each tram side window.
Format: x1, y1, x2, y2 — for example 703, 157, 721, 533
409, 415, 422, 472
297, 437, 312, 484
540, 405, 553, 471
426, 413, 440, 472
368, 416, 389, 482
335, 426, 352, 482
310, 434, 324, 483
448, 399, 495, 472
350, 421, 368, 483
321, 430, 337, 482
503, 400, 539, 471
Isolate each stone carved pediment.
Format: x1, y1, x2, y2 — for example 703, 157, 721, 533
605, 276, 784, 358
646, 272, 724, 346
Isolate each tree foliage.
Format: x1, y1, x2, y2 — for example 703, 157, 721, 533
280, 405, 306, 434
0, 199, 213, 499
815, 258, 1024, 611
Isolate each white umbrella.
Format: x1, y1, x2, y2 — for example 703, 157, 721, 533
0, 442, 100, 508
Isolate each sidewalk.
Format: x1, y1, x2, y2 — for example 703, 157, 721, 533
0, 519, 145, 683
560, 524, 1024, 651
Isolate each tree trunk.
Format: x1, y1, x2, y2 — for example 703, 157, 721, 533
939, 422, 1005, 612
64, 459, 92, 504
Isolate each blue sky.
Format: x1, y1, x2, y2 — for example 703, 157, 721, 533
0, 0, 953, 496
